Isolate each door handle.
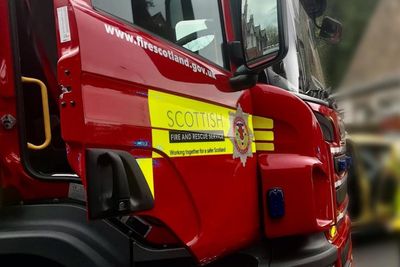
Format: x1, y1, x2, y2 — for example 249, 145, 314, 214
21, 76, 52, 150
86, 149, 154, 219
99, 152, 131, 213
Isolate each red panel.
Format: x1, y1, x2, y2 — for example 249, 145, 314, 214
333, 215, 352, 267
53, 0, 259, 263
307, 101, 349, 220
307, 101, 353, 266
0, 1, 69, 202
252, 86, 336, 237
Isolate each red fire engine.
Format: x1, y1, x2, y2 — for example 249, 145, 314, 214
0, 0, 352, 266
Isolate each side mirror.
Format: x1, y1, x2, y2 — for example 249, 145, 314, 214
319, 17, 342, 44
230, 0, 288, 90
241, 0, 288, 70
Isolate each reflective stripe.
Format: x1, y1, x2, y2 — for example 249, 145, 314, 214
254, 130, 274, 141
256, 143, 275, 152
331, 146, 346, 155
136, 158, 154, 197
337, 205, 348, 222
335, 173, 348, 189
52, 173, 79, 178
253, 116, 275, 152
253, 116, 274, 129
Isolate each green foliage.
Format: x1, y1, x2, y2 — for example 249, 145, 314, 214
319, 0, 379, 90
266, 26, 279, 45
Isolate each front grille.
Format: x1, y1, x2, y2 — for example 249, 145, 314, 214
314, 112, 335, 142
335, 174, 348, 205
332, 145, 350, 224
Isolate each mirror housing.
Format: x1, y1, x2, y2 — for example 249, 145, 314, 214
241, 0, 288, 71
229, 66, 259, 91
301, 0, 327, 18
229, 0, 288, 90
319, 16, 342, 44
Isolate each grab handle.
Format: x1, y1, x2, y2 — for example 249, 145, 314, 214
22, 76, 52, 150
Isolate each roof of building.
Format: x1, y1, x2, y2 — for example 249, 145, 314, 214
333, 72, 400, 99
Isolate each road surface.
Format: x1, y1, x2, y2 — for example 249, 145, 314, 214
353, 234, 400, 267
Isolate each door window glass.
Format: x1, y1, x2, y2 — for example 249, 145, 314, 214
92, 0, 226, 67
92, 0, 133, 22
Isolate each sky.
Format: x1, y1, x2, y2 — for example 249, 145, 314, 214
246, 0, 278, 28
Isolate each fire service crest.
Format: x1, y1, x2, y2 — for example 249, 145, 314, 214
229, 105, 253, 166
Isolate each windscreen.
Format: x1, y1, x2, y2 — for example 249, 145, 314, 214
267, 0, 326, 96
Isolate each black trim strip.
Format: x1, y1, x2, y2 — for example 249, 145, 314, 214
269, 232, 338, 267
341, 235, 351, 265
0, 203, 131, 267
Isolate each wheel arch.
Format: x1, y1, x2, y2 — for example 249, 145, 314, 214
0, 203, 131, 267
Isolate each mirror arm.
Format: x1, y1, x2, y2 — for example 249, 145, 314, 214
312, 16, 322, 30
228, 41, 245, 66
229, 65, 259, 91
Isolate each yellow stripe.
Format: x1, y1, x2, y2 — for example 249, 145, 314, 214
253, 116, 273, 129
256, 143, 275, 151
148, 90, 256, 157
136, 158, 154, 197
254, 130, 274, 141
149, 90, 233, 132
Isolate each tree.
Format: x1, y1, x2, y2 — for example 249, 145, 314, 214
319, 0, 379, 90
266, 26, 279, 46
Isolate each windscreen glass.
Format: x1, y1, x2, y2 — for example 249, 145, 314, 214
268, 0, 326, 94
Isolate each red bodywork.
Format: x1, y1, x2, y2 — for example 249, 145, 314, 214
0, 1, 69, 203
0, 0, 350, 265
307, 101, 353, 266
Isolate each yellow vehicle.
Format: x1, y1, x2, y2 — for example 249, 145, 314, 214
347, 134, 400, 231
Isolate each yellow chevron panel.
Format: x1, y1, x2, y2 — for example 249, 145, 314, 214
253, 116, 274, 129
256, 142, 275, 151
254, 130, 274, 141
136, 158, 154, 197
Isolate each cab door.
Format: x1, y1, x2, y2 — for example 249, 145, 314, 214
53, 0, 259, 262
